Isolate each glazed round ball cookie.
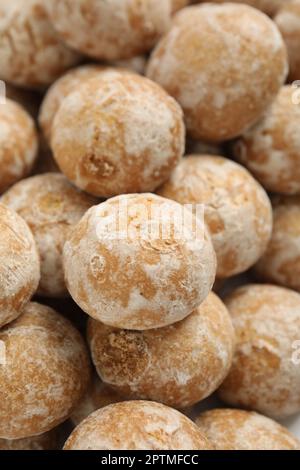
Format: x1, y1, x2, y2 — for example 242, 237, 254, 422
195, 1, 288, 17
49, 0, 177, 61
147, 3, 288, 142
63, 193, 216, 330
275, 1, 300, 83
196, 409, 300, 450
71, 375, 128, 427
51, 73, 185, 197
39, 65, 127, 143
0, 429, 59, 451
64, 401, 213, 450
2, 173, 98, 298
0, 0, 80, 89
254, 196, 300, 291
88, 292, 234, 409
0, 99, 38, 194
0, 204, 40, 328
232, 86, 300, 195
219, 284, 300, 419
158, 155, 273, 278
0, 302, 91, 439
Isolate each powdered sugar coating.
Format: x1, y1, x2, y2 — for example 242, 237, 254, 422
1, 173, 98, 298
48, 0, 175, 61
158, 155, 273, 278
0, 204, 40, 328
88, 292, 234, 409
275, 0, 300, 83
195, 1, 289, 17
254, 196, 300, 291
51, 74, 185, 197
71, 375, 128, 427
0, 428, 59, 451
0, 302, 91, 439
0, 0, 80, 89
0, 99, 38, 194
63, 193, 216, 330
147, 3, 288, 141
64, 401, 213, 450
219, 284, 300, 419
196, 408, 300, 450
233, 86, 300, 195
39, 65, 128, 143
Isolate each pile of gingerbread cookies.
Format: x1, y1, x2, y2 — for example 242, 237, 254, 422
0, 0, 300, 450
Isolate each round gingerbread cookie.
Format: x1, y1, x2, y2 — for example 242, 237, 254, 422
51, 73, 185, 197
48, 0, 178, 61
158, 155, 273, 278
2, 173, 98, 298
0, 302, 91, 439
0, 204, 40, 328
196, 409, 300, 450
63, 193, 216, 330
232, 86, 300, 195
219, 284, 300, 419
39, 65, 128, 143
254, 196, 300, 292
64, 401, 214, 450
147, 3, 288, 141
0, 99, 38, 194
88, 292, 234, 409
0, 0, 80, 88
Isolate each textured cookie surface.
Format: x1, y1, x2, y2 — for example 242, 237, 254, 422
2, 173, 98, 297
195, 1, 289, 16
233, 86, 300, 195
158, 155, 273, 278
219, 284, 300, 418
0, 204, 40, 327
88, 292, 234, 408
49, 0, 175, 61
254, 196, 300, 291
275, 0, 300, 82
0, 0, 80, 88
147, 3, 288, 141
64, 401, 214, 450
64, 193, 216, 330
0, 99, 38, 194
51, 73, 185, 197
39, 65, 127, 143
196, 408, 300, 450
0, 302, 91, 439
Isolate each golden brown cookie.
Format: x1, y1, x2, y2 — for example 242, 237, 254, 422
158, 155, 273, 278
2, 173, 98, 297
196, 408, 300, 450
88, 292, 234, 409
219, 284, 300, 418
64, 401, 214, 450
147, 3, 288, 141
63, 193, 216, 330
0, 302, 91, 439
0, 204, 40, 327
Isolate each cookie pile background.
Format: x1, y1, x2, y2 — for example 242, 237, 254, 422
0, 0, 300, 451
